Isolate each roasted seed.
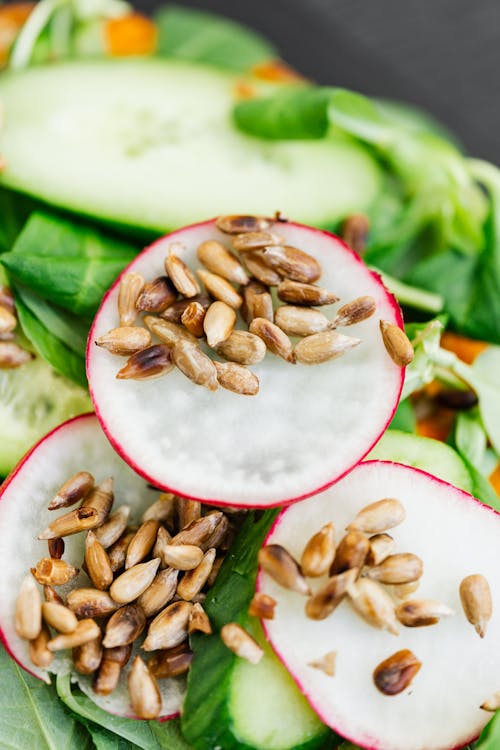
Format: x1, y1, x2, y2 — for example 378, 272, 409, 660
177, 498, 202, 530
42, 602, 78, 633
340, 214, 370, 255
118, 272, 145, 326
67, 588, 119, 618
142, 493, 176, 524
148, 643, 193, 678
110, 558, 161, 604
181, 301, 206, 337
367, 534, 395, 566
215, 330, 266, 365
177, 548, 216, 601
38, 506, 100, 540
171, 511, 224, 547
73, 634, 103, 675
294, 330, 360, 365
197, 240, 249, 284
248, 592, 276, 620
126, 520, 161, 569
31, 558, 79, 586
396, 598, 454, 628
103, 604, 146, 648
258, 545, 310, 595
136, 276, 177, 313
81, 478, 114, 525
214, 361, 259, 396
172, 339, 219, 391
93, 645, 132, 695
152, 526, 173, 567
0, 304, 16, 334
144, 315, 196, 346
207, 555, 225, 587
116, 343, 173, 380
188, 602, 212, 634
373, 649, 421, 696
204, 301, 236, 347
29, 623, 53, 668
305, 568, 358, 620
481, 692, 500, 712
220, 623, 263, 664
330, 531, 369, 576
48, 537, 65, 560
204, 513, 230, 551
142, 600, 193, 651
96, 326, 152, 356
95, 506, 130, 548
108, 531, 135, 573
0, 286, 15, 312
137, 568, 180, 617
233, 231, 284, 252
128, 656, 162, 719
16, 574, 42, 640
165, 246, 201, 297
249, 317, 294, 363
333, 296, 376, 327
301, 523, 336, 578
48, 619, 100, 651
161, 295, 211, 324
392, 581, 420, 599
48, 471, 94, 510
242, 280, 273, 323
348, 499, 406, 534
275, 306, 330, 337
243, 252, 283, 286
216, 215, 274, 234
44, 585, 64, 604
198, 269, 243, 309
347, 578, 399, 635
261, 245, 321, 284
277, 279, 339, 306
380, 320, 414, 367
85, 531, 113, 590
308, 651, 336, 677
367, 554, 423, 585
0, 341, 33, 368
0, 330, 15, 341
459, 574, 492, 638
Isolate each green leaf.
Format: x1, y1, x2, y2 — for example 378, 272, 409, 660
81, 720, 142, 750
475, 710, 500, 749
0, 646, 92, 750
1, 211, 137, 317
388, 398, 416, 433
0, 188, 37, 253
156, 5, 276, 72
234, 87, 331, 140
455, 410, 487, 468
470, 346, 500, 456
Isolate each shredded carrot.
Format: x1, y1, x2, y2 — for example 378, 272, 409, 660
0, 2, 35, 65
104, 13, 157, 57
416, 412, 455, 442
252, 59, 305, 83
489, 463, 500, 497
233, 81, 258, 100
441, 332, 488, 365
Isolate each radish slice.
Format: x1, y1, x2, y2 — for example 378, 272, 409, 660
87, 220, 404, 507
0, 414, 184, 720
257, 461, 500, 750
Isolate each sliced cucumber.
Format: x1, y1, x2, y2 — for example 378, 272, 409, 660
0, 60, 382, 232
0, 356, 91, 476
367, 429, 473, 493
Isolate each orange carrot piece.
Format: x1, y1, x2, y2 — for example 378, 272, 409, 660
0, 2, 35, 66
489, 463, 500, 497
252, 60, 305, 83
441, 332, 488, 365
104, 14, 157, 57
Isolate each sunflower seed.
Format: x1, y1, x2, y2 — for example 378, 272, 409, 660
73, 634, 103, 675
0, 285, 15, 313
215, 330, 266, 365
0, 330, 15, 341
29, 623, 53, 668
347, 578, 399, 635
261, 245, 321, 284
367, 554, 423, 585
204, 513, 230, 551
160, 295, 211, 324
172, 339, 219, 391
340, 214, 370, 255
136, 276, 177, 313
44, 585, 64, 604
396, 598, 454, 627
220, 623, 264, 664
308, 651, 336, 677
128, 656, 162, 719
95, 506, 130, 548
330, 531, 369, 576
126, 520, 161, 569
137, 568, 180, 617
214, 361, 259, 396
294, 330, 360, 365
85, 531, 113, 590
188, 602, 212, 634
31, 558, 79, 586
332, 296, 377, 327
110, 558, 161, 604
242, 281, 273, 323
380, 320, 414, 367
142, 600, 193, 651
204, 301, 236, 347
48, 537, 65, 559
160, 543, 204, 571
177, 498, 202, 529
305, 568, 358, 620
481, 692, 500, 712
96, 326, 152, 356
165, 247, 201, 297
348, 499, 406, 534
367, 534, 395, 566
392, 581, 420, 599
16, 574, 42, 640
243, 252, 283, 286
116, 343, 173, 380
301, 523, 336, 578
81, 478, 114, 525
277, 279, 339, 306
0, 342, 33, 368
93, 644, 132, 695
459, 574, 492, 638
177, 548, 216, 601
148, 643, 193, 677
108, 531, 135, 573
181, 301, 206, 338
42, 601, 78, 634
144, 315, 197, 347
67, 588, 119, 618
103, 604, 146, 648
197, 240, 249, 284
248, 592, 276, 620
142, 493, 176, 524
216, 215, 274, 234
207, 555, 225, 587
48, 619, 101, 651
118, 272, 145, 326
152, 526, 173, 566
258, 545, 310, 595
38, 506, 100, 540
0, 304, 16, 334
275, 306, 330, 337
373, 649, 421, 696
249, 317, 295, 363
197, 269, 243, 309
233, 231, 284, 252
171, 512, 224, 547
48, 471, 94, 511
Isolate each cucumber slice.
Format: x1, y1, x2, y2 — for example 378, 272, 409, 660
0, 60, 382, 232
367, 429, 473, 492
0, 356, 91, 476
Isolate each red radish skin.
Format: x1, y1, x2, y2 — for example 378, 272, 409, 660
0, 413, 183, 720
87, 219, 404, 508
257, 461, 500, 750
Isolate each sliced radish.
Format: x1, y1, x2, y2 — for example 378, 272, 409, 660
0, 414, 184, 720
257, 461, 500, 750
87, 220, 404, 507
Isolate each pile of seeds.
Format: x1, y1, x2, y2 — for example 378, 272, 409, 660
96, 214, 413, 396
0, 285, 33, 369
257, 498, 493, 699
15, 470, 244, 719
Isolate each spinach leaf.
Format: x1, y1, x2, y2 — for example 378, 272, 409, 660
0, 646, 92, 750
475, 710, 500, 749
388, 398, 416, 433
1, 211, 137, 317
0, 188, 36, 253
156, 5, 276, 72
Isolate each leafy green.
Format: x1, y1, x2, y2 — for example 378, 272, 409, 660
476, 712, 500, 749
388, 398, 416, 433
0, 188, 36, 254
155, 5, 276, 72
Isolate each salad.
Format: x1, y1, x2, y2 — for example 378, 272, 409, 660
0, 2, 500, 750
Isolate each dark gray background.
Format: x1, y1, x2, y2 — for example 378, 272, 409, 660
143, 0, 500, 163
